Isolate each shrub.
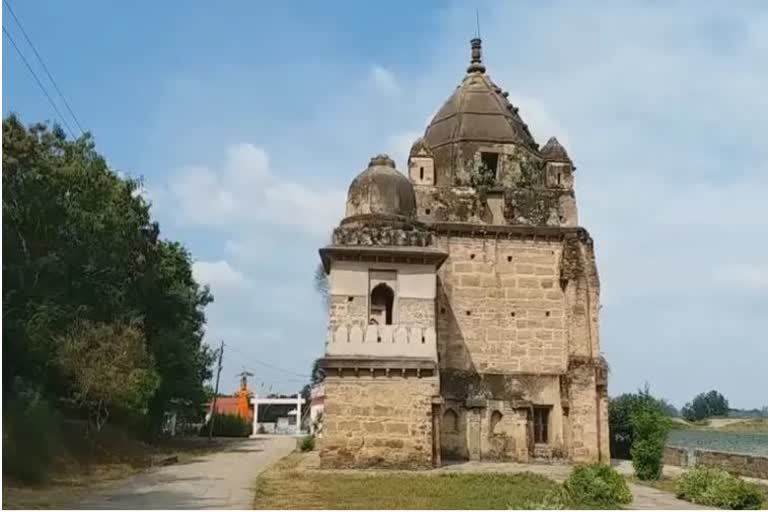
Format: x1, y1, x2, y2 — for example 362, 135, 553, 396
563, 463, 633, 508
520, 486, 570, 510
609, 387, 669, 459
630, 403, 670, 480
200, 413, 251, 437
676, 466, 765, 510
2, 385, 59, 483
298, 435, 315, 452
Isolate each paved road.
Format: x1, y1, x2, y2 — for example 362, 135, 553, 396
79, 436, 295, 510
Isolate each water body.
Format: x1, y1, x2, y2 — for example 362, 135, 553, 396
668, 429, 768, 456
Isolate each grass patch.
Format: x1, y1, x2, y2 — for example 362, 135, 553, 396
253, 454, 615, 510
630, 474, 768, 510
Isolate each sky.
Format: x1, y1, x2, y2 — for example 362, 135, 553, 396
3, 1, 766, 409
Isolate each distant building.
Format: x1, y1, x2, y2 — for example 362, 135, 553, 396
316, 38, 609, 469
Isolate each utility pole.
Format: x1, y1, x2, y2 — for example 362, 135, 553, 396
208, 340, 224, 441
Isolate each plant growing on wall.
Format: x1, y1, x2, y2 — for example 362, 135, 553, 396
470, 161, 497, 199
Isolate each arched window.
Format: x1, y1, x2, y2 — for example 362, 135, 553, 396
370, 283, 394, 325
490, 410, 503, 434
443, 409, 458, 433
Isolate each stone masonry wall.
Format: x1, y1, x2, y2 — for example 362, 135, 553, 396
435, 235, 566, 374
398, 297, 435, 326
329, 294, 367, 330
567, 363, 603, 463
664, 446, 768, 479
320, 376, 438, 469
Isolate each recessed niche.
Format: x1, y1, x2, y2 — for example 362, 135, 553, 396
347, 296, 354, 302
507, 255, 513, 262
545, 311, 551, 317
510, 311, 516, 317
470, 253, 476, 260
466, 311, 472, 316
440, 307, 446, 314
425, 208, 431, 215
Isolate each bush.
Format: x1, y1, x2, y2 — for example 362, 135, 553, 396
200, 413, 251, 437
298, 435, 315, 452
676, 466, 765, 510
3, 385, 59, 483
630, 404, 670, 480
609, 387, 670, 459
520, 486, 570, 510
563, 464, 633, 508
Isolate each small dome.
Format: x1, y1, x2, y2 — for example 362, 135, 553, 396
409, 137, 433, 158
541, 137, 572, 164
344, 154, 416, 220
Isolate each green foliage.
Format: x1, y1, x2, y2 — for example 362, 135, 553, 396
676, 466, 765, 510
682, 390, 730, 422
2, 381, 59, 482
520, 486, 570, 509
58, 320, 159, 431
470, 161, 497, 197
608, 386, 671, 459
202, 413, 252, 437
563, 463, 633, 508
631, 400, 671, 480
2, 114, 213, 435
299, 435, 315, 452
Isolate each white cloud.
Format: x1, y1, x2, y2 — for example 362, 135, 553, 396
369, 65, 400, 95
192, 260, 248, 292
715, 264, 768, 291
386, 130, 422, 172
166, 143, 345, 237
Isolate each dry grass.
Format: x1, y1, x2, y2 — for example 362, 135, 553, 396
253, 453, 575, 510
715, 418, 768, 433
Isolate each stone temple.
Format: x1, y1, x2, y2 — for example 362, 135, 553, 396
317, 38, 609, 468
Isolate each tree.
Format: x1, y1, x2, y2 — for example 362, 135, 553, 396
314, 263, 329, 308
58, 320, 159, 431
2, 114, 213, 436
631, 398, 671, 480
681, 390, 729, 422
608, 386, 671, 459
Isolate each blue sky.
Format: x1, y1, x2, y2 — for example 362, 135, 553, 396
4, 1, 766, 408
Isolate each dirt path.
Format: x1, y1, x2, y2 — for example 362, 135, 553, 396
78, 436, 295, 510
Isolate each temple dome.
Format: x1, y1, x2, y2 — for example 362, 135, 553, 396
423, 39, 537, 152
541, 137, 572, 164
344, 154, 416, 220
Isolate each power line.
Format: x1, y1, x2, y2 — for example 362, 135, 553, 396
3, 0, 85, 135
3, 25, 76, 139
225, 344, 310, 379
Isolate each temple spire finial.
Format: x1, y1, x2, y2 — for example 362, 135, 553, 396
467, 36, 486, 74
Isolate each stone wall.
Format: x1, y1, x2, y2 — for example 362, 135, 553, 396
663, 446, 688, 466
664, 446, 768, 479
399, 297, 435, 326
329, 294, 367, 330
435, 235, 566, 374
320, 376, 438, 469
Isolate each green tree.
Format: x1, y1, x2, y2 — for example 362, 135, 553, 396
681, 390, 729, 422
608, 386, 671, 459
631, 399, 671, 480
2, 114, 213, 436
